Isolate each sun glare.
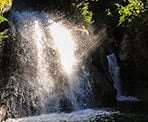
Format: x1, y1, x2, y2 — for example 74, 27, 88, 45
49, 22, 76, 75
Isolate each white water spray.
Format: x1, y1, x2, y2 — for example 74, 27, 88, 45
6, 109, 120, 122
2, 9, 102, 118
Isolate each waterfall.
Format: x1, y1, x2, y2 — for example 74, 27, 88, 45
107, 53, 121, 98
1, 9, 107, 118
107, 53, 140, 101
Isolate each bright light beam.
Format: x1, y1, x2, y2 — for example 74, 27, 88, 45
49, 22, 76, 75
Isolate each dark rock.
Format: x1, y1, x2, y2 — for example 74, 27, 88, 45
12, 0, 73, 13
88, 44, 117, 106
12, 0, 26, 10
118, 12, 148, 100
141, 90, 148, 103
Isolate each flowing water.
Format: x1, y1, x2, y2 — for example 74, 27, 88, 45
107, 53, 140, 101
6, 109, 120, 122
1, 9, 106, 118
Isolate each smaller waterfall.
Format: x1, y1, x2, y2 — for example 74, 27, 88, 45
107, 53, 121, 98
107, 53, 140, 101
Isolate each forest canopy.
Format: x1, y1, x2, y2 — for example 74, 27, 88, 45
6, 0, 146, 26
0, 0, 147, 29
72, 0, 146, 25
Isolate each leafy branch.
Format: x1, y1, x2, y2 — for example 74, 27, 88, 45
115, 0, 145, 26
73, 0, 98, 23
0, 0, 12, 41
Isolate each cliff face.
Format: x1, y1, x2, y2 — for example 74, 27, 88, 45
12, 0, 73, 12
118, 13, 148, 102
88, 45, 117, 106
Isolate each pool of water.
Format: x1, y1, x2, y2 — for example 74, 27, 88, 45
6, 101, 148, 122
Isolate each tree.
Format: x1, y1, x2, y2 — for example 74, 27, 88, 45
0, 0, 12, 41
114, 0, 146, 26
72, 0, 146, 26
0, 15, 8, 41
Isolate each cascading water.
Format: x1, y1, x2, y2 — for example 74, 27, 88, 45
107, 53, 121, 98
107, 53, 140, 101
1, 9, 107, 119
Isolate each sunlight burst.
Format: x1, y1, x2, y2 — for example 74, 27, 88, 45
49, 22, 76, 75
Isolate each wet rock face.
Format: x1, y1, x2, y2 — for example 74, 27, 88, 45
118, 15, 148, 101
12, 0, 73, 12
0, 20, 9, 91
11, 0, 26, 10
88, 45, 117, 106
89, 65, 117, 106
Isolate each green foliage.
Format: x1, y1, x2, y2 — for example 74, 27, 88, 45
0, 31, 8, 40
0, 14, 7, 23
115, 0, 145, 26
73, 0, 98, 23
73, 0, 146, 26
0, 0, 12, 41
106, 9, 113, 16
0, 14, 8, 41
